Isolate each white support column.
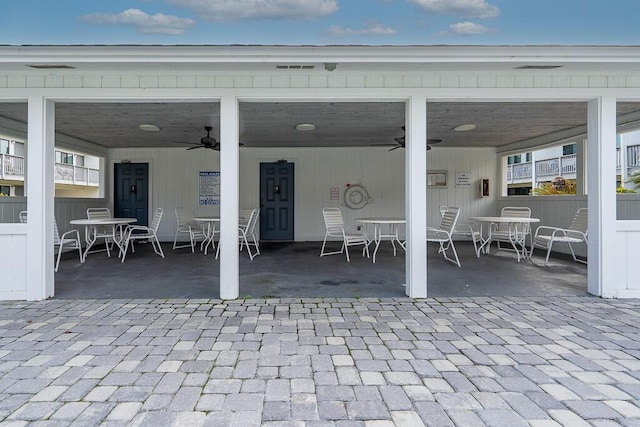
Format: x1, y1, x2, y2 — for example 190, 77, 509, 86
26, 96, 55, 300
219, 96, 240, 300
405, 96, 427, 298
576, 138, 587, 195
587, 97, 617, 297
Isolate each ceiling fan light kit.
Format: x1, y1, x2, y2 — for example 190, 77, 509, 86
184, 125, 219, 151
389, 126, 443, 151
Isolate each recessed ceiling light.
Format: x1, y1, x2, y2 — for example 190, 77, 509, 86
295, 123, 316, 131
453, 124, 476, 132
139, 124, 160, 132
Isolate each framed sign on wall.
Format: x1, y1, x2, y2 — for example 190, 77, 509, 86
427, 170, 447, 188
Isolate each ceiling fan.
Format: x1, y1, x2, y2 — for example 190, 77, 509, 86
182, 126, 219, 151
389, 126, 442, 151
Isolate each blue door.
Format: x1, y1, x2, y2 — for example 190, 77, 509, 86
114, 163, 149, 227
260, 162, 294, 241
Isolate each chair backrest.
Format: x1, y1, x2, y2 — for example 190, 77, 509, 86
499, 206, 531, 234
322, 207, 345, 234
439, 207, 460, 235
19, 211, 27, 223
243, 208, 260, 234
568, 208, 588, 237
53, 218, 62, 245
87, 207, 111, 220
175, 207, 195, 226
150, 208, 164, 232
438, 206, 448, 219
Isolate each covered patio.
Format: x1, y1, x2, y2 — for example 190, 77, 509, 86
53, 241, 587, 300
0, 45, 639, 301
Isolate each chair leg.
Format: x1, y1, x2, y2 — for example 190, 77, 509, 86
153, 237, 165, 258
121, 239, 130, 263
545, 243, 553, 266
344, 243, 351, 262
54, 246, 62, 273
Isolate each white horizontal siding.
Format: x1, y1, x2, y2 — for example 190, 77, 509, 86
3, 72, 640, 90
108, 146, 498, 242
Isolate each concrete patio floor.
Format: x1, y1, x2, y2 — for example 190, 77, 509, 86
53, 241, 588, 300
0, 296, 638, 426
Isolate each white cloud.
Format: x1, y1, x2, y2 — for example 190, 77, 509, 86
81, 8, 195, 35
408, 0, 499, 19
163, 0, 338, 21
328, 22, 397, 36
448, 21, 494, 35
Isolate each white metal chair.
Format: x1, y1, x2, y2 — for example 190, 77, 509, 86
490, 206, 532, 256
86, 207, 114, 257
531, 208, 588, 266
320, 207, 369, 262
216, 208, 261, 260
240, 208, 261, 260
18, 211, 83, 271
173, 207, 206, 252
428, 206, 461, 267
439, 206, 482, 258
120, 208, 165, 262
54, 218, 84, 272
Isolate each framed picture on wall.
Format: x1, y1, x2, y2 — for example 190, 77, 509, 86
427, 170, 447, 188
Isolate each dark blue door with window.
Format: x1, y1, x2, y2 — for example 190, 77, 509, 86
260, 162, 294, 241
114, 163, 149, 227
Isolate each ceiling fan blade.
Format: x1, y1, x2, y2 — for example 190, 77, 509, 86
186, 145, 203, 150
388, 146, 401, 151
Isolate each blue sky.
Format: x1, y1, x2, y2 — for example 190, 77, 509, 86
1, 0, 639, 46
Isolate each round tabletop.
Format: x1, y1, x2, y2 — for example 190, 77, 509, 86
70, 218, 137, 225
356, 217, 406, 224
193, 217, 221, 222
469, 216, 539, 223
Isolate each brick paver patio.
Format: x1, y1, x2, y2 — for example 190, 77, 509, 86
0, 296, 638, 426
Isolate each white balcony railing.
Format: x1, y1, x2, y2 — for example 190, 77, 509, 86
54, 163, 99, 186
0, 155, 98, 187
0, 153, 25, 179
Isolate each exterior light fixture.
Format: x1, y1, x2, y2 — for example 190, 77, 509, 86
295, 123, 316, 131
453, 124, 476, 132
139, 124, 160, 132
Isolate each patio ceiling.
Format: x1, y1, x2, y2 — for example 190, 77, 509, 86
0, 100, 639, 149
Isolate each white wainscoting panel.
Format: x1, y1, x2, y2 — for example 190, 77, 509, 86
0, 224, 27, 299
615, 221, 640, 298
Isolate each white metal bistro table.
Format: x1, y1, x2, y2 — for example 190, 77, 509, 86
70, 218, 137, 259
194, 217, 221, 255
355, 217, 406, 264
469, 216, 540, 262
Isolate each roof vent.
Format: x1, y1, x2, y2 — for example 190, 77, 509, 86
275, 65, 315, 70
514, 65, 563, 70
27, 64, 75, 69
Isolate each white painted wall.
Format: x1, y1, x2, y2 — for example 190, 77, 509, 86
108, 146, 499, 242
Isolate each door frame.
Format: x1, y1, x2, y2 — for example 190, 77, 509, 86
259, 161, 295, 241
110, 159, 153, 226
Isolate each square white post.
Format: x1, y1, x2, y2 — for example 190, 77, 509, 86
26, 96, 55, 300
219, 96, 240, 300
587, 97, 617, 297
576, 138, 588, 195
405, 96, 427, 298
